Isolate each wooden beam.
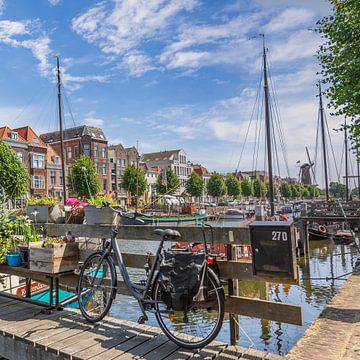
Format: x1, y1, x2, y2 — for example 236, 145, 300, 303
225, 296, 302, 326
39, 224, 251, 244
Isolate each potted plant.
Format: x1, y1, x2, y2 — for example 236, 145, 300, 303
65, 198, 87, 224
84, 195, 116, 225
26, 197, 63, 223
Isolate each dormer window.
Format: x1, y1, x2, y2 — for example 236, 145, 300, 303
10, 132, 18, 140
33, 137, 39, 144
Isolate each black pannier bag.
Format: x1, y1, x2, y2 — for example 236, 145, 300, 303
158, 251, 207, 311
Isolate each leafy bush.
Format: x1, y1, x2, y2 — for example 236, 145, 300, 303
27, 196, 60, 206
88, 194, 115, 206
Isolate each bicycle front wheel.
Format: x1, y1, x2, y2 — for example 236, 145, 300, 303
77, 252, 116, 323
153, 267, 225, 349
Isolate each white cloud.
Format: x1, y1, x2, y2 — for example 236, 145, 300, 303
264, 8, 315, 33
120, 51, 155, 77
48, 0, 61, 6
83, 116, 104, 127
72, 0, 199, 55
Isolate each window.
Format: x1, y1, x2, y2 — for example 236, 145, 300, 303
33, 137, 39, 144
103, 179, 107, 191
31, 176, 45, 189
67, 147, 72, 160
102, 148, 106, 158
50, 171, 56, 185
31, 154, 45, 168
53, 156, 60, 165
10, 132, 18, 140
95, 162, 98, 172
83, 144, 90, 156
74, 146, 79, 158
17, 152, 23, 163
94, 145, 98, 157
121, 159, 126, 167
60, 174, 63, 185
102, 164, 107, 175
110, 158, 113, 163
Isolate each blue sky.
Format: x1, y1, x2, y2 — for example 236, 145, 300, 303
0, 0, 356, 187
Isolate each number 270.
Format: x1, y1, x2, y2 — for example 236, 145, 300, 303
271, 231, 287, 241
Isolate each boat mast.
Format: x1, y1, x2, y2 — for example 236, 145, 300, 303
318, 82, 329, 201
357, 149, 360, 199
56, 56, 67, 205
344, 118, 349, 202
262, 38, 275, 216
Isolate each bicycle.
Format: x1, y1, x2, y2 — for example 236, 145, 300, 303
77, 206, 225, 349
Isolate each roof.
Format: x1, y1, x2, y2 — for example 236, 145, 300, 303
46, 144, 62, 165
14, 126, 46, 146
142, 149, 182, 162
0, 126, 27, 143
193, 164, 210, 176
40, 125, 107, 143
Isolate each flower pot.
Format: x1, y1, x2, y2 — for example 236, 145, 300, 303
26, 204, 64, 223
6, 252, 22, 267
84, 206, 115, 225
18, 245, 29, 267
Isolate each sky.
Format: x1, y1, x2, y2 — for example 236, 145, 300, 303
0, 0, 357, 187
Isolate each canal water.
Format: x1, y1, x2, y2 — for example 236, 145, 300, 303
108, 219, 360, 355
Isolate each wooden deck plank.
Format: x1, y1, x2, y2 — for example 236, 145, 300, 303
215, 346, 243, 360
141, 340, 179, 360
89, 329, 156, 360
190, 342, 227, 359
114, 334, 169, 359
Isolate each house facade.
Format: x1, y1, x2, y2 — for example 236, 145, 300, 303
141, 149, 192, 195
192, 164, 211, 202
108, 144, 139, 203
46, 144, 64, 201
41, 125, 110, 194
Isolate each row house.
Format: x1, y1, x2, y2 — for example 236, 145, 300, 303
141, 149, 192, 195
108, 144, 139, 203
141, 164, 161, 202
192, 164, 211, 202
40, 125, 110, 194
0, 126, 63, 200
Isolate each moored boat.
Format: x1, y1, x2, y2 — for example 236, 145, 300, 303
333, 229, 356, 245
308, 223, 331, 241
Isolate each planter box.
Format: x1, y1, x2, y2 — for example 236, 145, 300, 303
29, 242, 79, 274
26, 205, 64, 223
84, 206, 115, 225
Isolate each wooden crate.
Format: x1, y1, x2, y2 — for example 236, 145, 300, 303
29, 242, 79, 274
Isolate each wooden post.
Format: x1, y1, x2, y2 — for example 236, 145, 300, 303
25, 278, 31, 298
227, 231, 239, 345
298, 219, 309, 256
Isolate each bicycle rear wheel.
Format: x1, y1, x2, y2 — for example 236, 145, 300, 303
153, 267, 225, 349
77, 252, 116, 323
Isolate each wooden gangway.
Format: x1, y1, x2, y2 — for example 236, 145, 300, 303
0, 296, 281, 360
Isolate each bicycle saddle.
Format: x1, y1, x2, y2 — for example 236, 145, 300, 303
154, 229, 181, 239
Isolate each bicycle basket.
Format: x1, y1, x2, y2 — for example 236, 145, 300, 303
158, 250, 206, 311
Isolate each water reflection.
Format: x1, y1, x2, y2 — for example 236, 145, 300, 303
109, 224, 359, 355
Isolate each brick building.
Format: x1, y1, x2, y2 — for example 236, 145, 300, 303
40, 125, 110, 194
46, 145, 64, 201
192, 164, 211, 202
108, 144, 139, 203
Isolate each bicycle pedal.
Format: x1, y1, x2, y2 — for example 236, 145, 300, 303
137, 315, 148, 324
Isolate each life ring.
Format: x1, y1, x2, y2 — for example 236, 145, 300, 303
318, 225, 327, 234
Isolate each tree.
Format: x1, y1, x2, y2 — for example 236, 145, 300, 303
68, 155, 101, 199
301, 186, 310, 199
280, 182, 292, 199
186, 171, 204, 199
225, 176, 241, 199
0, 141, 29, 201
291, 183, 301, 199
252, 179, 267, 198
307, 185, 321, 198
329, 181, 347, 199
121, 164, 147, 203
156, 166, 179, 195
316, 1, 360, 153
207, 173, 226, 199
241, 178, 253, 197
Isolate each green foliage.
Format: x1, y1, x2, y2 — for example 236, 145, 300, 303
291, 183, 301, 198
121, 164, 147, 199
280, 182, 292, 198
67, 155, 101, 199
301, 187, 310, 198
329, 181, 347, 199
156, 167, 179, 195
225, 176, 241, 199
307, 186, 321, 198
240, 178, 253, 197
0, 141, 29, 201
252, 179, 267, 198
207, 173, 226, 199
186, 172, 204, 198
87, 194, 116, 206
316, 1, 360, 153
27, 196, 60, 206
